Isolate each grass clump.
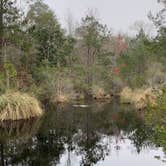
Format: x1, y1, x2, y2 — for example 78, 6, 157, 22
0, 92, 43, 121
120, 87, 133, 104
120, 87, 159, 109
92, 86, 111, 100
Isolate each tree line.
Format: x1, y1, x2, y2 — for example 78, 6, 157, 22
0, 0, 165, 103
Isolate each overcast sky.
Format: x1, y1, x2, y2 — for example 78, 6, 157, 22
44, 0, 162, 35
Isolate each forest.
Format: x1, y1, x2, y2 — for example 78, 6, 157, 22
0, 0, 165, 102
0, 0, 165, 165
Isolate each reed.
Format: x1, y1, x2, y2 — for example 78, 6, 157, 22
0, 92, 43, 121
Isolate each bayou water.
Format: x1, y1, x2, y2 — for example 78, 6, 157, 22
0, 99, 165, 166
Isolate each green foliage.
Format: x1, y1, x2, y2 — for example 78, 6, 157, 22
32, 66, 74, 102
117, 31, 149, 88
0, 71, 5, 94
4, 62, 17, 78
77, 15, 110, 55
26, 1, 74, 67
155, 27, 166, 58
146, 87, 166, 154
0, 63, 17, 92
75, 14, 111, 95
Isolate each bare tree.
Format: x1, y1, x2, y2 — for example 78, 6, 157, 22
66, 9, 75, 37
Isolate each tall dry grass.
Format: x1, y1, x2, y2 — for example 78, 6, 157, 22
92, 86, 111, 100
120, 87, 133, 104
0, 92, 43, 121
120, 87, 158, 109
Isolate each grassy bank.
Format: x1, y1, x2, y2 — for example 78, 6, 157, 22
0, 92, 43, 121
120, 87, 161, 109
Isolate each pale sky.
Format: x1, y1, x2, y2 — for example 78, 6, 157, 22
44, 0, 162, 35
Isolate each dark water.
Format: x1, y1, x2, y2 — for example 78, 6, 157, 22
0, 99, 165, 166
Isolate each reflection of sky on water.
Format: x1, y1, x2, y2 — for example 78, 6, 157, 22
58, 135, 165, 166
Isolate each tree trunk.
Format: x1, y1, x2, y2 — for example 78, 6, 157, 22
57, 60, 61, 96
0, 0, 4, 65
86, 46, 91, 95
4, 42, 10, 90
6, 69, 9, 90
86, 46, 95, 96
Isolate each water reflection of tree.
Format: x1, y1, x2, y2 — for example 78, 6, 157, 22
129, 123, 153, 153
109, 109, 154, 153
0, 118, 41, 165
0, 107, 75, 166
0, 102, 160, 166
33, 104, 78, 166
74, 109, 110, 166
71, 103, 150, 165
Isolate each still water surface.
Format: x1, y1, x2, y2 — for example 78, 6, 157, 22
0, 99, 165, 166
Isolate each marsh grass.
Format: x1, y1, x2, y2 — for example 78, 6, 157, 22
0, 92, 43, 121
120, 87, 133, 104
120, 87, 158, 109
